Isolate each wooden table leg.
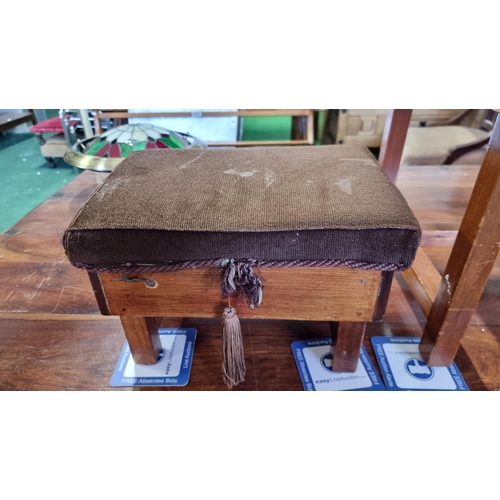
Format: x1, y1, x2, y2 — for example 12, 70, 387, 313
331, 321, 367, 372
420, 119, 500, 366
120, 316, 162, 365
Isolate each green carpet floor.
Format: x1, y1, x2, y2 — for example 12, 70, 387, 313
0, 133, 81, 233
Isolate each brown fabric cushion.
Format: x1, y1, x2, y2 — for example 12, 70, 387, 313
63, 145, 421, 270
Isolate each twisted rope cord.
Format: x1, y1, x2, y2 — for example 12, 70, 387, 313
77, 258, 402, 274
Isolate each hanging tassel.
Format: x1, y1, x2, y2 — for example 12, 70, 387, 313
221, 305, 246, 389
219, 258, 262, 388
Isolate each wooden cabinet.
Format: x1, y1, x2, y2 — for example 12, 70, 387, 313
335, 109, 485, 147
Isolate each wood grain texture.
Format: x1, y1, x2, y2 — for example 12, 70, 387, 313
420, 231, 458, 247
420, 119, 500, 365
87, 271, 110, 315
0, 263, 97, 315
402, 248, 442, 317
120, 316, 162, 364
409, 246, 500, 328
373, 271, 394, 321
396, 163, 478, 234
98, 268, 382, 321
379, 109, 413, 183
331, 321, 366, 372
1, 317, 497, 391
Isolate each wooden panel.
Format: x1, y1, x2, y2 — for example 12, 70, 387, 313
99, 267, 382, 321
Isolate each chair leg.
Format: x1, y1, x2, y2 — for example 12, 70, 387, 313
45, 157, 56, 167
330, 321, 367, 372
378, 109, 413, 183
420, 119, 500, 366
120, 316, 162, 365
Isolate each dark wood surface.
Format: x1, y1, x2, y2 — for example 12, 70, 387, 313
1, 316, 498, 391
1, 165, 500, 390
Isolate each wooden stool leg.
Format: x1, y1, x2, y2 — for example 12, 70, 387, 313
120, 316, 162, 365
330, 321, 366, 372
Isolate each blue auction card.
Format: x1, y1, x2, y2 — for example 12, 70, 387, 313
111, 328, 197, 387
371, 336, 469, 391
291, 338, 385, 391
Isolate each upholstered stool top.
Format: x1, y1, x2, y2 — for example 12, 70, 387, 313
63, 145, 421, 272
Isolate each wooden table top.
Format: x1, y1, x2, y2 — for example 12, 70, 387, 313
1, 166, 499, 390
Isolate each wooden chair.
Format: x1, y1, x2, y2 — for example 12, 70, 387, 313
401, 109, 496, 166
380, 109, 500, 366
30, 115, 73, 167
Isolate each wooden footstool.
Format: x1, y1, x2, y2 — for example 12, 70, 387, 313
63, 146, 420, 387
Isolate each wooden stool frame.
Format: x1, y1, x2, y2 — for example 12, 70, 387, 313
88, 268, 394, 373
